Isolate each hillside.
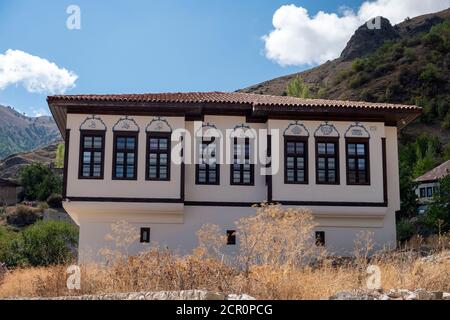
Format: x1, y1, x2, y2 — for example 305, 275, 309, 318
240, 8, 450, 98
0, 141, 62, 180
0, 105, 60, 160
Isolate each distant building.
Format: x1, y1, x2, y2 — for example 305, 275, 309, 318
415, 160, 450, 212
0, 178, 21, 206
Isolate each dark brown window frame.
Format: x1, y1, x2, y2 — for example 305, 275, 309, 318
315, 137, 340, 185
195, 136, 220, 185
140, 227, 150, 243
230, 137, 255, 186
345, 138, 370, 186
78, 130, 106, 180
284, 136, 309, 184
227, 230, 236, 245
315, 231, 325, 246
145, 132, 171, 181
112, 131, 139, 181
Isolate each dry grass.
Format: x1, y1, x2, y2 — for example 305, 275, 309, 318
1, 204, 449, 300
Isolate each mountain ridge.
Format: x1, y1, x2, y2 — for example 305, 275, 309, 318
0, 105, 60, 160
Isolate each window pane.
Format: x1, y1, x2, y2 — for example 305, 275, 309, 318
233, 172, 241, 183
115, 166, 124, 178
327, 143, 335, 155
348, 144, 356, 156
126, 166, 134, 178
84, 137, 93, 148
116, 152, 124, 164
93, 137, 102, 148
328, 158, 335, 169
358, 172, 366, 183
149, 166, 157, 178
287, 170, 294, 182
149, 154, 157, 165
318, 158, 326, 169
348, 172, 356, 184
149, 138, 158, 150
93, 165, 101, 177
117, 137, 126, 149
243, 171, 251, 183
348, 159, 355, 170
296, 143, 304, 154
328, 170, 336, 182
318, 143, 326, 155
126, 137, 135, 149
160, 167, 167, 179
83, 165, 90, 177
318, 170, 326, 182
160, 153, 167, 165
243, 164, 251, 171
159, 139, 168, 151
286, 157, 295, 169
297, 170, 305, 182
297, 157, 304, 169
209, 170, 216, 183
358, 159, 365, 170
127, 153, 135, 165
83, 152, 91, 164
94, 152, 102, 164
357, 144, 365, 155
287, 142, 295, 154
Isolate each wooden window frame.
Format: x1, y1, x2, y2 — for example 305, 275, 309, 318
195, 137, 220, 185
345, 138, 371, 186
140, 227, 150, 243
112, 131, 139, 181
427, 187, 433, 198
227, 230, 236, 245
230, 137, 255, 186
419, 187, 426, 198
78, 130, 106, 180
315, 137, 340, 185
284, 136, 309, 184
315, 231, 325, 246
146, 132, 171, 181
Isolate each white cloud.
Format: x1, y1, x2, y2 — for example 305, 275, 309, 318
0, 49, 78, 94
263, 0, 450, 66
31, 108, 50, 117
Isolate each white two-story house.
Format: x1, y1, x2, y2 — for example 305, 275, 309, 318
47, 92, 421, 262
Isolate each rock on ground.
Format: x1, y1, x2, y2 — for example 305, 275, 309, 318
329, 289, 450, 300
6, 290, 256, 301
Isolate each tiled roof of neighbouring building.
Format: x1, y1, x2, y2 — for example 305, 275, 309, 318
415, 160, 450, 183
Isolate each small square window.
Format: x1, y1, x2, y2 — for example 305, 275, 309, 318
227, 230, 236, 245
315, 231, 325, 247
140, 228, 150, 243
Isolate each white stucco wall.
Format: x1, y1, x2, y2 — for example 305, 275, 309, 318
63, 113, 401, 263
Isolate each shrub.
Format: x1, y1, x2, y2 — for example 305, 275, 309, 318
6, 205, 41, 227
47, 194, 63, 209
9, 221, 78, 267
397, 219, 415, 242
19, 163, 62, 202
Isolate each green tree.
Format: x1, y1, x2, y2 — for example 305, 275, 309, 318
55, 143, 65, 169
19, 163, 62, 201
425, 175, 450, 233
287, 76, 311, 99
8, 221, 78, 267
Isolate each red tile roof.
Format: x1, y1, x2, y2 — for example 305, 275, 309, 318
415, 160, 450, 183
47, 92, 420, 111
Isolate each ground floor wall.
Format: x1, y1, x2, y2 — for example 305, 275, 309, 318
69, 203, 397, 264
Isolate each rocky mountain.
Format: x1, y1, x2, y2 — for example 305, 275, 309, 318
239, 8, 450, 143
240, 8, 450, 99
0, 105, 60, 160
0, 141, 62, 180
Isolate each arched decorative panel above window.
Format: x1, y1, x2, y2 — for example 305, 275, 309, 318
112, 116, 140, 132
146, 117, 172, 133
283, 121, 310, 137
344, 122, 370, 138
79, 115, 107, 131
195, 122, 222, 138
230, 124, 256, 139
314, 122, 340, 138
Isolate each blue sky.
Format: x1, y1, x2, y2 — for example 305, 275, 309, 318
0, 0, 447, 116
